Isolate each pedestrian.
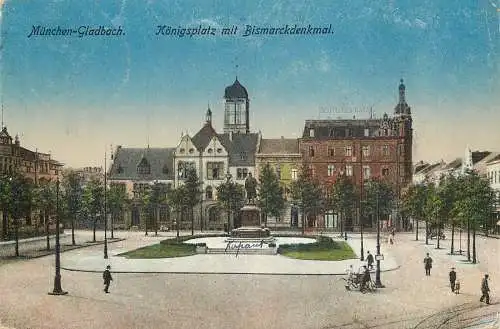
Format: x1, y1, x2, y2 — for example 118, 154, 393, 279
366, 251, 374, 270
423, 253, 433, 276
103, 265, 113, 293
449, 267, 457, 292
480, 274, 490, 304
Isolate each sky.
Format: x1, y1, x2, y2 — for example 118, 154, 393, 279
0, 0, 499, 168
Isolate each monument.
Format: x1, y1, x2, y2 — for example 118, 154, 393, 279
227, 173, 274, 242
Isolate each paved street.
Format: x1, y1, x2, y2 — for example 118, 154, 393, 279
0, 229, 498, 329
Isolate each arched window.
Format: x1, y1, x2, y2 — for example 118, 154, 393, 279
205, 186, 213, 200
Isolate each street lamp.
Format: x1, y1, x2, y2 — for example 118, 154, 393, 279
225, 173, 232, 233
104, 152, 108, 259
8, 177, 19, 257
49, 178, 67, 296
375, 186, 385, 288
360, 206, 364, 261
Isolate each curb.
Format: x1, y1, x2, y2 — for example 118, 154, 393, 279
0, 238, 126, 260
61, 264, 402, 276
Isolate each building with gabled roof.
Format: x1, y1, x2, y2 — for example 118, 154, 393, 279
108, 146, 175, 229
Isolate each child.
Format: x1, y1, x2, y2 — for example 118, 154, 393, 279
454, 280, 460, 294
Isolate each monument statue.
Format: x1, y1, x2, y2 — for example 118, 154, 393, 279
244, 173, 258, 204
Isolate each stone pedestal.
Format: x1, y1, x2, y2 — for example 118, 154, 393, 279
239, 204, 261, 227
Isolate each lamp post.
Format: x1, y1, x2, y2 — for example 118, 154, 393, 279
226, 173, 232, 233
360, 206, 364, 261
104, 152, 108, 259
375, 186, 385, 288
49, 178, 67, 296
8, 177, 19, 257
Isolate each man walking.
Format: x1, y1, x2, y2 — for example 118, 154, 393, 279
366, 251, 374, 270
103, 265, 113, 293
424, 253, 433, 276
480, 274, 490, 304
449, 267, 457, 292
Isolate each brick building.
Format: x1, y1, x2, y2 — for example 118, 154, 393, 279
299, 79, 413, 229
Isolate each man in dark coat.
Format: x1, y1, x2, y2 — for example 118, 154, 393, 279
424, 253, 433, 276
480, 274, 490, 304
449, 267, 457, 292
103, 265, 113, 293
366, 251, 374, 270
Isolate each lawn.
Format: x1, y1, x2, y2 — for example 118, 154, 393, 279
118, 243, 196, 259
278, 237, 356, 261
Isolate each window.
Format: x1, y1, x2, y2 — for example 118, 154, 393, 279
362, 146, 370, 157
207, 148, 213, 154
364, 128, 370, 137
382, 145, 389, 156
178, 161, 195, 179
117, 165, 124, 174
382, 168, 389, 176
189, 148, 195, 154
384, 129, 388, 136
346, 129, 351, 137
309, 165, 315, 177
291, 168, 298, 180
345, 146, 352, 157
398, 144, 404, 155
217, 148, 222, 153
328, 147, 335, 157
363, 166, 371, 179
207, 162, 224, 180
179, 148, 185, 153
309, 128, 315, 137
345, 165, 353, 176
137, 157, 151, 175
205, 186, 213, 200
240, 152, 248, 161
276, 164, 281, 179
329, 129, 334, 137
162, 164, 169, 175
327, 165, 335, 176
237, 168, 249, 180
309, 146, 315, 157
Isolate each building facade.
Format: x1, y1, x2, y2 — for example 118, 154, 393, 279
108, 146, 175, 229
299, 79, 413, 229
255, 137, 301, 226
0, 125, 63, 233
486, 155, 500, 233
174, 79, 260, 230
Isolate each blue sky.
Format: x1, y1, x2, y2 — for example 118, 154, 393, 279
1, 0, 499, 167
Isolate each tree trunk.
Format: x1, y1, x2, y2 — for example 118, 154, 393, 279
2, 210, 7, 240
450, 223, 455, 254
467, 218, 471, 261
176, 209, 180, 241
93, 216, 96, 242
436, 217, 441, 249
14, 218, 19, 257
45, 210, 50, 250
301, 209, 305, 235
425, 219, 428, 245
71, 217, 75, 245
472, 222, 477, 264
191, 207, 194, 236
415, 218, 419, 241
155, 207, 158, 236
145, 209, 148, 236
